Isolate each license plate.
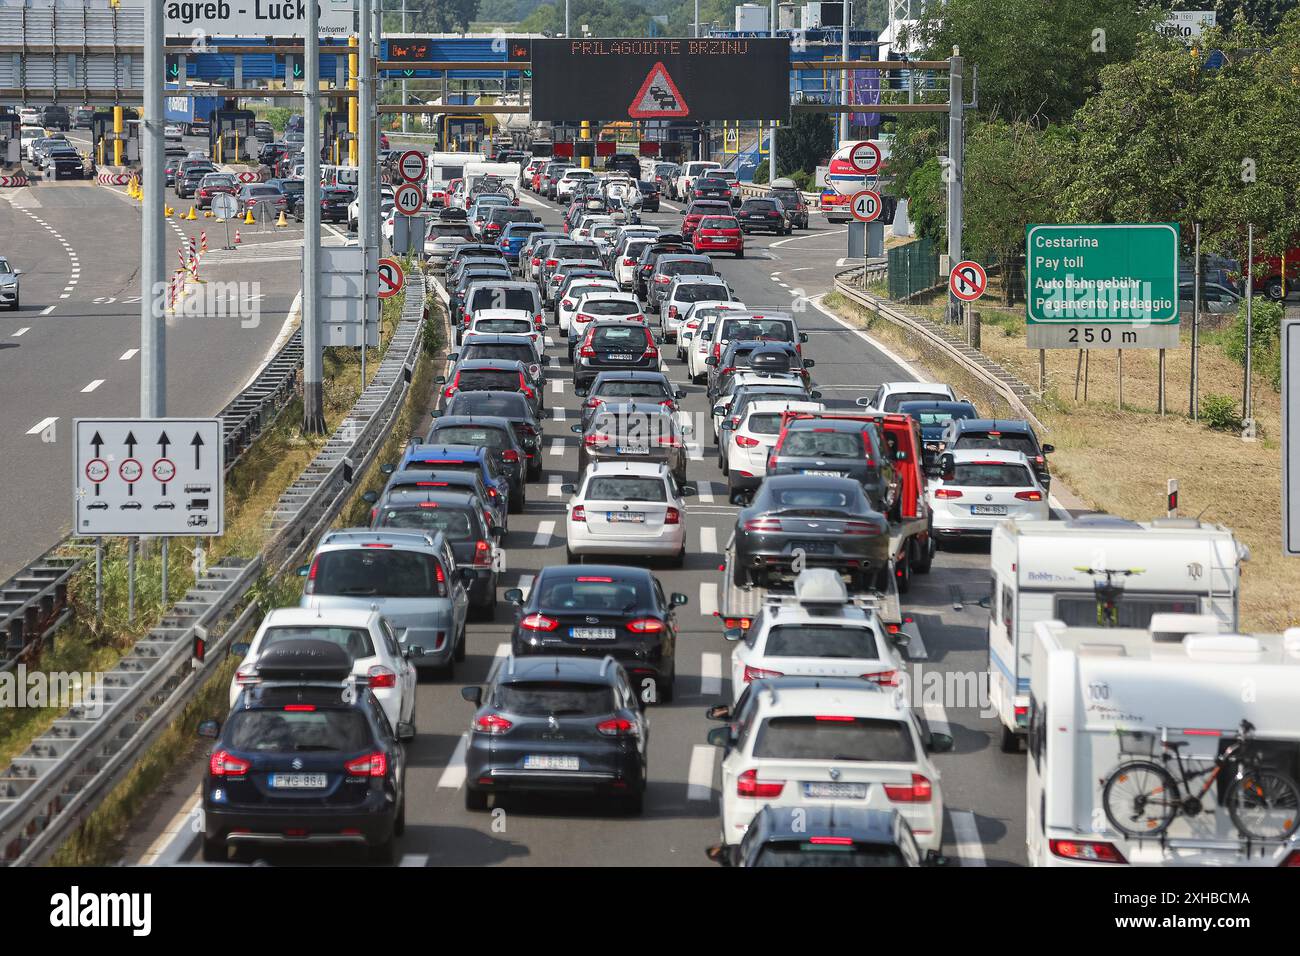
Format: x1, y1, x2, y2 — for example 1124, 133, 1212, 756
524, 755, 580, 771
608, 512, 645, 522
971, 504, 1008, 515
803, 781, 868, 799
270, 773, 327, 789
570, 627, 616, 640
802, 469, 846, 477
615, 446, 648, 455
790, 540, 834, 554
606, 353, 637, 362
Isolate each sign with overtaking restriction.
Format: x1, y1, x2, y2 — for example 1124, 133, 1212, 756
1025, 223, 1180, 349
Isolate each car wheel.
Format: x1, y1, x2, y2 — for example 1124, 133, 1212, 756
1000, 724, 1021, 754
620, 791, 645, 815
670, 547, 685, 569
11, 294, 18, 310
454, 623, 467, 662
736, 249, 744, 258
897, 548, 912, 595
465, 787, 489, 811
368, 835, 396, 864
914, 535, 934, 573
509, 491, 525, 514
201, 836, 226, 863
393, 796, 407, 836
659, 669, 675, 703
718, 449, 728, 475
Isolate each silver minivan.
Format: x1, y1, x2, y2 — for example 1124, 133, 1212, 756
300, 529, 471, 676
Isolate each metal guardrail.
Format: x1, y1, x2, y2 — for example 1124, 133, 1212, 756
737, 182, 822, 208
0, 324, 304, 675
0, 272, 428, 865
832, 268, 1047, 433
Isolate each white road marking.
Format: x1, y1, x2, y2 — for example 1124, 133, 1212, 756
686, 745, 716, 801
544, 336, 556, 346
12, 327, 28, 336
771, 228, 848, 248
922, 698, 950, 738
517, 574, 534, 597
80, 379, 104, 393
949, 811, 987, 866
26, 416, 58, 435
120, 348, 139, 360
809, 294, 925, 380
551, 405, 565, 421
436, 734, 469, 789
399, 854, 428, 867
551, 378, 564, 394
700, 652, 723, 696
697, 481, 715, 504
549, 438, 564, 456
533, 520, 555, 547
699, 581, 718, 617
548, 475, 562, 497
700, 526, 717, 554
39, 306, 54, 316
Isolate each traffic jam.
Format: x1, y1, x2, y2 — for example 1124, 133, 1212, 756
200, 148, 1292, 873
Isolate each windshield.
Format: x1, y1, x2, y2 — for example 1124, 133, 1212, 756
662, 260, 713, 278
462, 344, 535, 365
954, 433, 1038, 456
378, 507, 476, 539
781, 431, 863, 458
227, 709, 371, 753
474, 318, 533, 335
494, 681, 615, 717
764, 625, 879, 659
753, 716, 916, 762
746, 413, 784, 435
259, 625, 375, 658
311, 548, 447, 598
449, 393, 527, 417
676, 283, 729, 303
585, 476, 668, 502
883, 392, 948, 411
470, 288, 536, 312
433, 426, 510, 450
722, 319, 793, 342
948, 463, 1034, 487
536, 576, 649, 610
591, 325, 648, 348
458, 369, 519, 390
770, 487, 854, 510
596, 381, 668, 400
583, 299, 640, 316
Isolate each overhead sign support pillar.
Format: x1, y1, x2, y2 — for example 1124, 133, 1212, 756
770, 0, 779, 182
946, 52, 964, 325
141, 0, 164, 417
303, 0, 325, 434
348, 34, 359, 168
358, 0, 373, 383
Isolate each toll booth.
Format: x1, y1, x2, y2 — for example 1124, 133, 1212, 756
92, 109, 140, 166
211, 109, 256, 163
323, 110, 351, 165
0, 111, 20, 167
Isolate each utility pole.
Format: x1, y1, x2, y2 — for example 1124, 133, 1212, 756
302, 0, 326, 433
839, 0, 850, 145
769, 0, 777, 185
359, 0, 373, 385
945, 50, 964, 325
1244, 224, 1255, 431
141, 0, 164, 416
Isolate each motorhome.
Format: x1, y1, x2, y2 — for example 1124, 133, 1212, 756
1027, 618, 1300, 867
425, 151, 479, 205
988, 515, 1248, 753
462, 160, 523, 204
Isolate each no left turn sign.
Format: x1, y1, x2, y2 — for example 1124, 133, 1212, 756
949, 260, 988, 301
394, 183, 423, 216
398, 150, 427, 183
851, 190, 882, 223
377, 258, 405, 299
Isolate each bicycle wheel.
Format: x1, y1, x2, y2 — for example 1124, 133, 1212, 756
1102, 761, 1179, 838
1226, 768, 1300, 841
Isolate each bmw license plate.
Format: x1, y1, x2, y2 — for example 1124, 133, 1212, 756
803, 781, 868, 799
608, 512, 645, 522
270, 774, 327, 789
971, 504, 1008, 515
524, 755, 579, 771
802, 469, 846, 477
570, 627, 616, 640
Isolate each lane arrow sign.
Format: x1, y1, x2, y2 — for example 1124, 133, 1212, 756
158, 431, 171, 456
191, 431, 204, 469
125, 431, 137, 458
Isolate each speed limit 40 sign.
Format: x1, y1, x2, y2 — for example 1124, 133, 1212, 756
394, 183, 423, 216
851, 190, 882, 223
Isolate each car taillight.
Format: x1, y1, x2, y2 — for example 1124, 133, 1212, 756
735, 435, 760, 448
1015, 490, 1043, 501
210, 750, 250, 778
656, 435, 682, 447
743, 664, 783, 682
664, 507, 680, 525
531, 257, 541, 266
546, 258, 558, 267
345, 751, 388, 777
712, 342, 721, 359
534, 313, 544, 327
884, 773, 933, 803
863, 670, 898, 686
626, 618, 665, 633
597, 717, 638, 737
622, 257, 634, 265
367, 665, 397, 689
473, 539, 492, 566
502, 449, 520, 463
654, 275, 670, 284
743, 518, 782, 532
473, 713, 513, 735
571, 504, 586, 522
843, 521, 882, 535
737, 768, 785, 798
520, 613, 559, 631
1049, 839, 1128, 864
579, 344, 596, 358
302, 557, 320, 594
934, 488, 963, 498
582, 432, 608, 447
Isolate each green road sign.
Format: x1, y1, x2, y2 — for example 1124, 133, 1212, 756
1025, 223, 1180, 349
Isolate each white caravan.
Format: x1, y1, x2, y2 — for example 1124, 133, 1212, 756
988, 515, 1247, 753
1027, 618, 1300, 867
425, 151, 479, 204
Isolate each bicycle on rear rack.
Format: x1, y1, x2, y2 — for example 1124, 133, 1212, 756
1073, 566, 1144, 627
1102, 719, 1300, 842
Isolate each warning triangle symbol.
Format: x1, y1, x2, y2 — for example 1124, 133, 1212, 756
627, 61, 690, 119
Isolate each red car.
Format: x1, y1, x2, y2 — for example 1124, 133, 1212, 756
681, 200, 732, 240
692, 216, 745, 259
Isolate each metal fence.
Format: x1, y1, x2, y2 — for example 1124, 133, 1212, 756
887, 237, 941, 301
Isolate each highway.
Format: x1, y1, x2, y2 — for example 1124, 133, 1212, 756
135, 189, 1035, 868
0, 141, 318, 580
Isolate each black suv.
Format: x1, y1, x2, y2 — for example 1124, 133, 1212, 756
737, 197, 791, 235
767, 416, 895, 513
39, 105, 70, 131
198, 639, 412, 863
461, 655, 649, 813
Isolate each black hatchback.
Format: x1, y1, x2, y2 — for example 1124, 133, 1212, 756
736, 197, 790, 235
441, 390, 543, 480
507, 565, 688, 703
767, 416, 895, 513
573, 321, 660, 392
197, 639, 412, 864
460, 655, 649, 813
425, 415, 529, 508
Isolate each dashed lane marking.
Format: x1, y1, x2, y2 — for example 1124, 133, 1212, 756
80, 379, 104, 393
700, 652, 722, 697
699, 581, 718, 618
699, 526, 717, 554
26, 416, 57, 435
533, 520, 555, 547
949, 811, 987, 867
120, 349, 139, 360
686, 745, 716, 801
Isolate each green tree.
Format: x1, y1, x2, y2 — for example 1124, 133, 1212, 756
774, 111, 835, 179
407, 0, 482, 32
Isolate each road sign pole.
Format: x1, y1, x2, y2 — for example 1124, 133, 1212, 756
127, 537, 136, 627
1191, 222, 1201, 419
769, 0, 777, 185
303, 0, 326, 434
946, 54, 964, 325
839, 2, 849, 146
161, 537, 169, 605
1244, 223, 1254, 430
95, 537, 103, 628
141, 0, 165, 418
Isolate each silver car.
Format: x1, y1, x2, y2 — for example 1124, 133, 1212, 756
425, 223, 473, 271
299, 528, 471, 676
0, 257, 20, 310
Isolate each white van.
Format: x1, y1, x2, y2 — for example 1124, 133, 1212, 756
674, 160, 721, 201
989, 515, 1248, 753
1027, 618, 1300, 867
321, 164, 359, 189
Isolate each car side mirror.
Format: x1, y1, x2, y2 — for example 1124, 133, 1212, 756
362, 491, 378, 505
722, 627, 744, 642
896, 450, 908, 461
706, 844, 732, 866
447, 353, 459, 362
855, 396, 872, 408
680, 484, 697, 497
707, 726, 732, 748
504, 588, 524, 604
670, 592, 689, 607
491, 525, 505, 539
197, 719, 221, 739
570, 424, 583, 434
675, 388, 687, 399
802, 359, 815, 368
1041, 443, 1055, 454
435, 375, 446, 385
296, 564, 311, 577
560, 483, 577, 494
405, 645, 425, 659
705, 356, 718, 367
927, 731, 955, 754
380, 463, 396, 476
396, 721, 416, 742
232, 642, 250, 657
461, 686, 483, 706
810, 390, 823, 400
800, 332, 809, 343
706, 703, 732, 721
721, 420, 736, 431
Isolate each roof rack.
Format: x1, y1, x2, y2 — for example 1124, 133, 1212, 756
321, 528, 439, 548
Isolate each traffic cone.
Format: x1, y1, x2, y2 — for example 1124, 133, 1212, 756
186, 206, 196, 220
276, 210, 288, 227
244, 207, 255, 225
203, 209, 213, 218
233, 230, 242, 245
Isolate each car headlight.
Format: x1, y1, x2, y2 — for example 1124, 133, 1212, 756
1, 281, 15, 289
